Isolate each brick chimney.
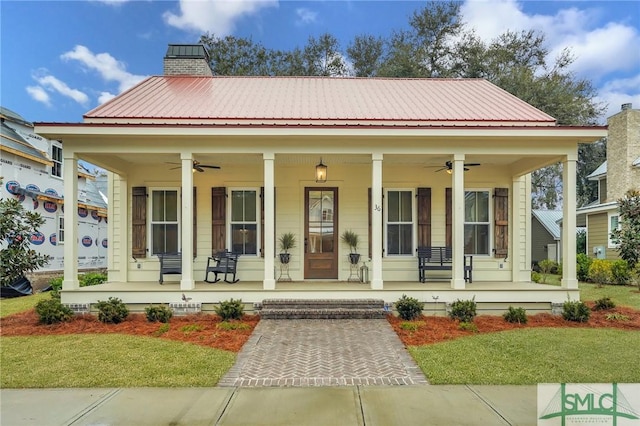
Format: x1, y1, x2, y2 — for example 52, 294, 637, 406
163, 44, 213, 76
606, 103, 640, 201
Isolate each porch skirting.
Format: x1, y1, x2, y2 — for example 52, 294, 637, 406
60, 281, 577, 316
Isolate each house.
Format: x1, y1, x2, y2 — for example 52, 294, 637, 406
577, 104, 640, 260
1, 106, 108, 286
531, 210, 562, 265
34, 44, 606, 313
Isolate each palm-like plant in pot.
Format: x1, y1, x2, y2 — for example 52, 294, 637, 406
341, 229, 360, 265
278, 232, 296, 264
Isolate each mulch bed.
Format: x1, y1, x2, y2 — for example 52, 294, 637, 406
388, 303, 640, 346
0, 311, 259, 352
2, 303, 639, 352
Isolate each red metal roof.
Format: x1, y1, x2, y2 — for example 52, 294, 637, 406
85, 76, 556, 125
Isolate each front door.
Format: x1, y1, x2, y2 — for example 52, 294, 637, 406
304, 187, 338, 279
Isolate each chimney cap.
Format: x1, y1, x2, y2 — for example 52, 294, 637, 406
621, 103, 632, 110
164, 44, 210, 62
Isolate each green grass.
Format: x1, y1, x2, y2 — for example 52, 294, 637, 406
0, 292, 49, 318
410, 328, 640, 385
579, 282, 640, 309
0, 334, 236, 388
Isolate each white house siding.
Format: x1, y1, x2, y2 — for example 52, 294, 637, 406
117, 158, 526, 284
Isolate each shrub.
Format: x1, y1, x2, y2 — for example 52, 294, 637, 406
449, 297, 477, 323
531, 272, 542, 283
95, 297, 129, 324
605, 313, 629, 321
48, 276, 63, 299
611, 260, 631, 285
154, 323, 170, 336
214, 298, 244, 321
588, 259, 613, 285
538, 259, 558, 282
503, 306, 528, 324
395, 294, 423, 320
145, 305, 173, 323
458, 322, 478, 332
180, 324, 204, 334
576, 253, 592, 282
35, 298, 74, 324
79, 272, 107, 287
593, 297, 616, 311
562, 300, 591, 323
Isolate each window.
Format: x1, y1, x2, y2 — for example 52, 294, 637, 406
230, 189, 258, 255
150, 189, 180, 255
464, 190, 490, 255
608, 212, 620, 248
386, 190, 413, 255
51, 142, 62, 178
57, 214, 64, 244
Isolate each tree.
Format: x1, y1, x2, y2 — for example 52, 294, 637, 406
346, 34, 384, 77
611, 189, 640, 268
302, 33, 348, 76
0, 193, 51, 287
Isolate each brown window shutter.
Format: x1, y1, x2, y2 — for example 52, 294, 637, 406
193, 187, 197, 257
494, 187, 509, 258
417, 188, 432, 247
132, 186, 147, 258
445, 188, 452, 247
211, 187, 226, 253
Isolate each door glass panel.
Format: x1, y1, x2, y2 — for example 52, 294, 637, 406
308, 190, 335, 253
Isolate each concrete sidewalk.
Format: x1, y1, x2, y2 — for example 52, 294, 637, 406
1, 385, 537, 425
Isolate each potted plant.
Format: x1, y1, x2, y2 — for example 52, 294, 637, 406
341, 229, 360, 265
278, 232, 296, 264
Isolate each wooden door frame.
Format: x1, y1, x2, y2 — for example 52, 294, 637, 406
304, 187, 339, 279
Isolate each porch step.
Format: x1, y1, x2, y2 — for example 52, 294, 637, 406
258, 299, 387, 319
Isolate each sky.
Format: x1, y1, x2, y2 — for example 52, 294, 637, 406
1, 0, 639, 125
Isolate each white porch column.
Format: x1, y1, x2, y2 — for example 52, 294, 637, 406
562, 155, 578, 289
180, 154, 195, 290
511, 174, 532, 282
451, 154, 466, 289
108, 172, 128, 282
371, 153, 384, 289
63, 153, 79, 290
263, 153, 276, 290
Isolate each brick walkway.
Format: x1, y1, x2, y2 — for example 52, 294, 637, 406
218, 319, 429, 387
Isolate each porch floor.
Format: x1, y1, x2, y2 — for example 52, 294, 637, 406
61, 280, 576, 315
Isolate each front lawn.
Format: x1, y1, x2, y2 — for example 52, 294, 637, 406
1, 334, 235, 388
409, 328, 640, 384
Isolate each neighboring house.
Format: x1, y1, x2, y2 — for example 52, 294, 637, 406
577, 105, 640, 260
0, 106, 108, 278
35, 44, 606, 311
531, 210, 562, 265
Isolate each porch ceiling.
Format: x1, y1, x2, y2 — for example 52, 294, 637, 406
78, 152, 559, 178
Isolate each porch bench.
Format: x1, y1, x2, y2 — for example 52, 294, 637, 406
417, 246, 473, 283
158, 252, 182, 284
205, 251, 240, 284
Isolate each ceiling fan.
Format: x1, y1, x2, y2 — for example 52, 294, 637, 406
167, 160, 220, 172
430, 161, 481, 173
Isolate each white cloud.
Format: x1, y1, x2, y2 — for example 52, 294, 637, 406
460, 0, 640, 80
295, 8, 317, 26
597, 73, 640, 120
163, 0, 278, 35
61, 45, 147, 93
98, 92, 117, 105
26, 85, 51, 106
32, 74, 89, 105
